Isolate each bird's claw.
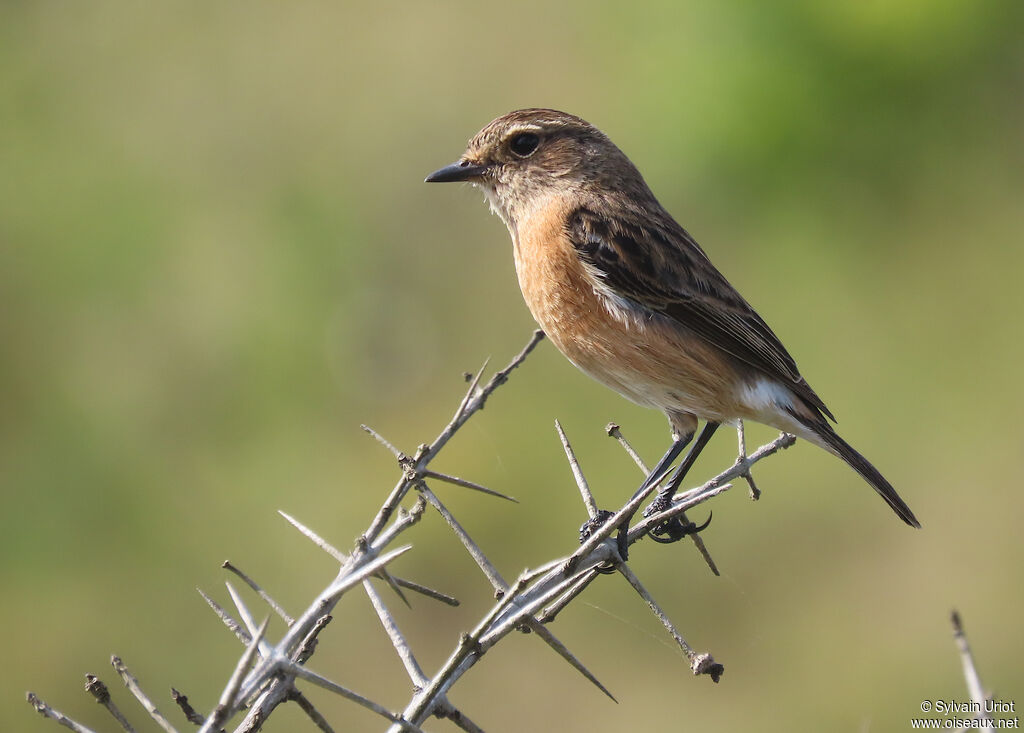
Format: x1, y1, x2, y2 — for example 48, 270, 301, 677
649, 511, 713, 544
578, 503, 713, 565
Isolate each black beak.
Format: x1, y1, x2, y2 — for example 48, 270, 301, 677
425, 159, 489, 183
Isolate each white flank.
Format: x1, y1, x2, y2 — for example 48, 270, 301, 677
738, 378, 795, 412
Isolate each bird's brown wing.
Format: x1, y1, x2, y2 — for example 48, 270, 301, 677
567, 206, 834, 421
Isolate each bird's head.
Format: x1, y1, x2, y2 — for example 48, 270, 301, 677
426, 108, 646, 228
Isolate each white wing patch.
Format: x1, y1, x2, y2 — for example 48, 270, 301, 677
580, 263, 650, 331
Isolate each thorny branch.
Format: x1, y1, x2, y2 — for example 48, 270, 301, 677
27, 330, 805, 732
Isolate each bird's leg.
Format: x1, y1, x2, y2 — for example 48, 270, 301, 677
645, 421, 720, 544
630, 437, 690, 503
597, 437, 690, 563
650, 421, 720, 507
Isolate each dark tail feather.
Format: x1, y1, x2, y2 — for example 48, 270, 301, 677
813, 423, 921, 529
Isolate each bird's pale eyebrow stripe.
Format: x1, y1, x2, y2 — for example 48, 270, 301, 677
504, 123, 546, 137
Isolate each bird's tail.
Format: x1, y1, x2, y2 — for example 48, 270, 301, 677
808, 421, 921, 529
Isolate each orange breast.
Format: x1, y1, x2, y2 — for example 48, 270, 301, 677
510, 198, 743, 423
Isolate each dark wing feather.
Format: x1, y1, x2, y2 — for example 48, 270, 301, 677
567, 206, 834, 421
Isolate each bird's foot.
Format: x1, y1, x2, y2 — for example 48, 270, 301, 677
578, 510, 616, 543
642, 491, 674, 518
649, 511, 713, 544
578, 510, 627, 571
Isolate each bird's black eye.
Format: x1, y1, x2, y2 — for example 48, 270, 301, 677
509, 132, 540, 157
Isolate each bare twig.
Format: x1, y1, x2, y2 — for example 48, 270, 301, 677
604, 422, 648, 472
27, 692, 98, 733
201, 616, 268, 733
231, 544, 415, 723
171, 688, 206, 727
111, 657, 176, 733
84, 674, 134, 732
294, 614, 332, 665
951, 610, 994, 725
279, 509, 419, 607
452, 358, 490, 424
538, 567, 601, 623
363, 330, 545, 546
618, 564, 722, 681
427, 329, 545, 464
736, 420, 761, 500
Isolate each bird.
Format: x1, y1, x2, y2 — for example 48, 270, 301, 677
425, 108, 920, 552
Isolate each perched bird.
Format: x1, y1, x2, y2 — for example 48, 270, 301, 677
426, 108, 919, 547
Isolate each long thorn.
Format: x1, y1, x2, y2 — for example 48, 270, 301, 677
360, 424, 404, 459
422, 469, 518, 502
197, 587, 250, 644
528, 621, 616, 702
222, 561, 294, 625
391, 576, 460, 606
557, 420, 598, 519
278, 511, 348, 564
282, 662, 426, 732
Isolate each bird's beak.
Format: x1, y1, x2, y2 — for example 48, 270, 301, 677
425, 159, 489, 183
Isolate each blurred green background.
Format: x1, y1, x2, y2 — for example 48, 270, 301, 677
3, 1, 1022, 731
